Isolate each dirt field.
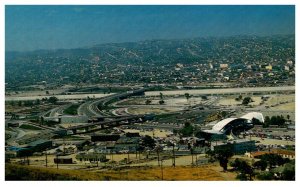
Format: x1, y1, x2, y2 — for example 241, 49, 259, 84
123, 129, 173, 138
119, 97, 204, 106
127, 107, 180, 115
265, 95, 294, 106
217, 96, 262, 106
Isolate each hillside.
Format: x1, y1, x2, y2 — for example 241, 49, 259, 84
5, 35, 295, 88
5, 164, 236, 181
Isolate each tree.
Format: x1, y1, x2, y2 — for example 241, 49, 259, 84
159, 100, 165, 105
35, 99, 40, 105
260, 153, 287, 169
252, 117, 263, 126
253, 160, 268, 171
141, 135, 156, 149
159, 92, 163, 100
235, 95, 243, 101
201, 95, 208, 100
220, 111, 227, 118
184, 93, 191, 101
24, 100, 34, 107
213, 147, 234, 171
99, 154, 109, 162
145, 99, 151, 105
264, 116, 271, 127
269, 115, 286, 127
48, 96, 58, 104
281, 162, 295, 180
238, 95, 243, 100
230, 158, 242, 170
231, 158, 255, 180
242, 97, 253, 105
180, 122, 194, 137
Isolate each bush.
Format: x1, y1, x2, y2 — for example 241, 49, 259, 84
180, 122, 194, 137
159, 100, 165, 105
242, 97, 253, 105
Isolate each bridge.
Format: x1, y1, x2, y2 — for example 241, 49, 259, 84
65, 114, 154, 135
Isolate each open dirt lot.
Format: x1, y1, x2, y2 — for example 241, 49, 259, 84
127, 106, 180, 115
123, 129, 173, 138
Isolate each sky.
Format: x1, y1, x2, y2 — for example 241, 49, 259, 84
5, 5, 295, 52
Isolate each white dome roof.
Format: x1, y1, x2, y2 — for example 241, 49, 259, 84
212, 118, 237, 131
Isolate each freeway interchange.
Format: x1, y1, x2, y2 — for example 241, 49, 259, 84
23, 85, 294, 143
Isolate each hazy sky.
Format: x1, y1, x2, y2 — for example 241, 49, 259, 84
5, 5, 295, 52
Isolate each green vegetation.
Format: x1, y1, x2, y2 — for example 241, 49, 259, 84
48, 96, 58, 104
253, 160, 268, 171
159, 100, 165, 105
230, 154, 294, 181
230, 158, 255, 180
264, 115, 286, 127
184, 93, 191, 101
242, 97, 253, 105
63, 104, 80, 115
145, 99, 152, 105
159, 92, 163, 100
235, 95, 243, 101
201, 95, 208, 100
179, 122, 194, 137
19, 124, 43, 130
207, 147, 234, 171
141, 135, 155, 149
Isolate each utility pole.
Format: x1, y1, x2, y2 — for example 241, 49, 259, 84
191, 148, 194, 166
96, 155, 99, 167
172, 143, 175, 167
63, 137, 65, 155
45, 150, 48, 167
127, 151, 130, 164
56, 154, 59, 169
161, 159, 164, 180
135, 144, 138, 159
157, 149, 160, 166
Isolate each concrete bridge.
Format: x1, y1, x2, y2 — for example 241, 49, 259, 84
66, 114, 153, 134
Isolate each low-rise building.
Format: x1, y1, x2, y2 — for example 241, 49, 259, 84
246, 149, 295, 159
211, 139, 256, 154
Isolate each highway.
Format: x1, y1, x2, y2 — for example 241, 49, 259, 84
77, 88, 146, 117
66, 114, 147, 131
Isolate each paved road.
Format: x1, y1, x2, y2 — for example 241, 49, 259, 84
77, 88, 146, 117
48, 103, 72, 117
